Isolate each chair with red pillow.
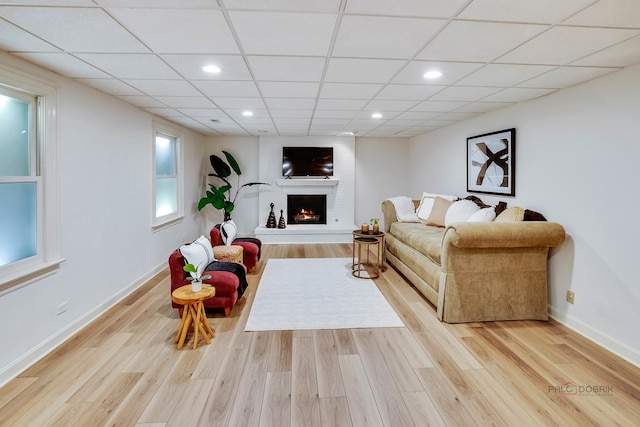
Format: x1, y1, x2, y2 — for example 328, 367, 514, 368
168, 250, 239, 317
210, 226, 261, 273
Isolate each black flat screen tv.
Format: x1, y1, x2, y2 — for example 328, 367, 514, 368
282, 147, 333, 177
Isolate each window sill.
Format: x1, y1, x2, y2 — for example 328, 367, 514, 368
0, 258, 65, 296
152, 215, 184, 232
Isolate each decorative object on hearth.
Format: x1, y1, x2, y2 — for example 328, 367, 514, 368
266, 202, 277, 228
467, 128, 515, 196
198, 150, 269, 221
278, 209, 286, 229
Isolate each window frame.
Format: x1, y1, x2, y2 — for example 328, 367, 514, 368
0, 64, 62, 294
152, 122, 184, 229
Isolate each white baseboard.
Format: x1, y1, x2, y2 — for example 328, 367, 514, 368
548, 305, 640, 368
0, 262, 167, 388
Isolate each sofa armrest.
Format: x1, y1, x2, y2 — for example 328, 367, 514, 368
443, 221, 565, 249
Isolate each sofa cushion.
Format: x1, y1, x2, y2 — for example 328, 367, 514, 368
426, 196, 453, 227
389, 222, 445, 265
467, 207, 496, 222
417, 192, 456, 222
388, 196, 420, 222
494, 206, 525, 222
445, 200, 480, 227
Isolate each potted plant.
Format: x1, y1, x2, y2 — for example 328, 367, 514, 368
370, 217, 380, 234
183, 263, 211, 292
197, 151, 268, 244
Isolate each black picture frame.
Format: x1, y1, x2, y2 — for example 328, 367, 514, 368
467, 128, 515, 196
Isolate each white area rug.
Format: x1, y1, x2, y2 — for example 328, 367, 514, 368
245, 258, 404, 331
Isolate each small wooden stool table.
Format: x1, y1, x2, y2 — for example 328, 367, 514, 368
213, 245, 243, 264
171, 284, 216, 349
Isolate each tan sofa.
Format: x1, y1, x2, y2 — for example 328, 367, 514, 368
382, 200, 566, 323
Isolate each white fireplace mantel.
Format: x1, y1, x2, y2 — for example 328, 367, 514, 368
275, 178, 339, 187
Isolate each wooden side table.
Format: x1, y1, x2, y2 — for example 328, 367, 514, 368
213, 245, 243, 264
352, 230, 385, 279
171, 284, 216, 349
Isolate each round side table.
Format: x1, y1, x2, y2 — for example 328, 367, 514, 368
352, 230, 385, 279
171, 284, 216, 349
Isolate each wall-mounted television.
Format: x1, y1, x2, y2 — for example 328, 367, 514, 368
282, 147, 333, 177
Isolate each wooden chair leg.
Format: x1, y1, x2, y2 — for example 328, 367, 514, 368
224, 307, 231, 317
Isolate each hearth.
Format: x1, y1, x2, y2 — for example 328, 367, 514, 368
287, 194, 327, 225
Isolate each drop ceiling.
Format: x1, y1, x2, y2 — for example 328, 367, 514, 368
1, 0, 639, 137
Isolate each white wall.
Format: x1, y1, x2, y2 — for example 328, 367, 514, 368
355, 137, 410, 229
409, 64, 640, 365
0, 52, 207, 385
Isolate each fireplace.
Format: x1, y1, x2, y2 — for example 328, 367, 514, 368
287, 194, 327, 225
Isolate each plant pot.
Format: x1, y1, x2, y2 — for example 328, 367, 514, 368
373, 224, 379, 234
191, 280, 202, 292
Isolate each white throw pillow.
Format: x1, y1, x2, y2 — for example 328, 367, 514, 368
417, 192, 456, 223
388, 196, 420, 223
467, 207, 496, 223
444, 200, 480, 227
179, 235, 214, 276
220, 219, 238, 245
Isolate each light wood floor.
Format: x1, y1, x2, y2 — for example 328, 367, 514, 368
1, 244, 639, 426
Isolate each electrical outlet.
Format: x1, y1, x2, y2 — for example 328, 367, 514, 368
56, 302, 68, 315
566, 291, 575, 304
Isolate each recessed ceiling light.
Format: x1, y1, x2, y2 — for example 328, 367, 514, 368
242, 110, 254, 117
371, 113, 383, 119
423, 70, 442, 79
202, 65, 221, 74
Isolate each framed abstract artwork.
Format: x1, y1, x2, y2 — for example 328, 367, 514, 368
467, 128, 515, 196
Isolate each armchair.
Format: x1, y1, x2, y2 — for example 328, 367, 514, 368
210, 226, 261, 273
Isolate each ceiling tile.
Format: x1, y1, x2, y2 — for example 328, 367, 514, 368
392, 61, 484, 85
224, 0, 341, 13
564, 0, 640, 28
315, 99, 368, 110
429, 86, 504, 102
458, 0, 596, 23
212, 97, 266, 109
365, 99, 418, 111
480, 87, 555, 103
13, 52, 110, 78
122, 79, 201, 96
0, 20, 61, 52
248, 56, 326, 82
74, 53, 182, 79
263, 98, 317, 109
271, 110, 312, 119
154, 96, 217, 108
0, 6, 149, 52
394, 111, 442, 120
417, 21, 548, 62
75, 78, 143, 96
516, 66, 621, 89
108, 8, 239, 54
313, 110, 358, 119
497, 26, 639, 65
325, 58, 406, 83
455, 102, 514, 113
3, 1, 96, 4
333, 15, 445, 59
456, 64, 556, 87
258, 82, 319, 98
191, 80, 260, 97
410, 100, 470, 111
229, 11, 336, 56
319, 83, 384, 99
96, 0, 216, 7
142, 107, 184, 117
344, 0, 468, 18
571, 35, 640, 67
116, 95, 166, 108
175, 108, 226, 118
375, 84, 445, 100
161, 55, 252, 80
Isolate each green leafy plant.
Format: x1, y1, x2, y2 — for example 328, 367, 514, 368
183, 263, 212, 282
197, 151, 268, 221
370, 217, 379, 225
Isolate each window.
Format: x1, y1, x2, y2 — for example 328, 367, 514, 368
0, 65, 60, 293
153, 123, 183, 227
